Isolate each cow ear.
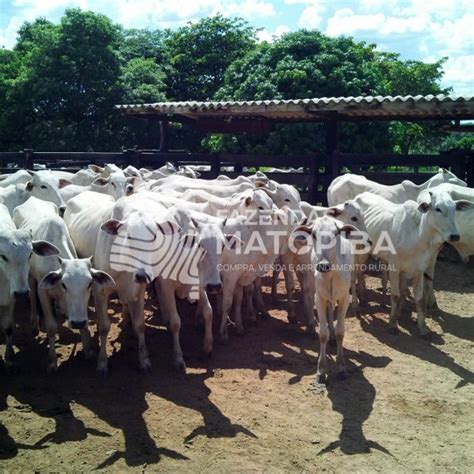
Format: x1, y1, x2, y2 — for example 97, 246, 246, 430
32, 240, 60, 256
254, 180, 267, 188
25, 181, 34, 191
156, 220, 181, 235
294, 225, 312, 235
88, 164, 103, 174
336, 224, 359, 238
190, 217, 200, 230
59, 178, 72, 189
92, 177, 109, 187
179, 233, 197, 248
39, 270, 62, 289
101, 219, 122, 235
224, 234, 244, 250
418, 202, 430, 213
91, 269, 115, 288
455, 200, 474, 211
327, 207, 343, 217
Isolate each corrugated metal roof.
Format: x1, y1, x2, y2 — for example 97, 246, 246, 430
116, 95, 474, 132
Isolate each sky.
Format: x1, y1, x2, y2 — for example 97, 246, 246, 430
0, 0, 472, 95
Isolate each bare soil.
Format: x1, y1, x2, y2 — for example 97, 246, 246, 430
1, 260, 473, 472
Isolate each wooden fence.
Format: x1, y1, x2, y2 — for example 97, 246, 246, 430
0, 148, 472, 205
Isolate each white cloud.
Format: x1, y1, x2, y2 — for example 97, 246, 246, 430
441, 55, 474, 95
295, 0, 325, 30
326, 8, 385, 36
257, 24, 290, 42
0, 0, 276, 48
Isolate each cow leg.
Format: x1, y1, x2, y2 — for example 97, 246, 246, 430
315, 294, 329, 384
198, 289, 213, 356
335, 295, 350, 379
220, 279, 236, 342
299, 271, 316, 336
381, 269, 388, 296
233, 283, 245, 335
158, 283, 185, 373
425, 251, 438, 311
356, 269, 367, 305
127, 284, 151, 373
327, 305, 335, 342
38, 290, 59, 373
350, 270, 360, 316
284, 268, 297, 323
271, 267, 279, 303
29, 276, 40, 336
388, 269, 401, 333
80, 326, 94, 360
243, 284, 257, 324
413, 272, 428, 337
253, 277, 270, 319
1, 300, 16, 371
94, 290, 111, 376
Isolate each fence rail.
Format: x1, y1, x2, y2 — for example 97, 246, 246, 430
0, 148, 472, 205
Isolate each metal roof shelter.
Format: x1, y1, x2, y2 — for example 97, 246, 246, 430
116, 94, 474, 153
117, 94, 474, 133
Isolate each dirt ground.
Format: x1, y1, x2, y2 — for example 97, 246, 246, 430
1, 260, 473, 472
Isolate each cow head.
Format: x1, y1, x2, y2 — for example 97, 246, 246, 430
0, 229, 59, 297
26, 170, 69, 216
418, 190, 473, 242
39, 257, 114, 329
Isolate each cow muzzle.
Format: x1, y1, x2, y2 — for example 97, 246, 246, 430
70, 320, 87, 330
206, 283, 222, 294
316, 262, 332, 273
14, 290, 29, 299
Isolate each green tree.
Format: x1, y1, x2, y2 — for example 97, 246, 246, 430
120, 57, 166, 103
165, 15, 257, 101
211, 31, 389, 154
1, 9, 123, 151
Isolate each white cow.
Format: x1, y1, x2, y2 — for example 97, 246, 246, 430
275, 199, 368, 323
354, 191, 472, 336
64, 191, 115, 258
0, 171, 70, 215
0, 170, 32, 187
218, 208, 299, 340
425, 183, 474, 262
0, 203, 59, 371
144, 188, 275, 217
89, 194, 188, 374
293, 216, 358, 383
328, 168, 467, 206
24, 170, 70, 215
152, 208, 243, 370
13, 197, 114, 372
71, 168, 100, 186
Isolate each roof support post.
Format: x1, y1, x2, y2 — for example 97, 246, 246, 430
159, 120, 169, 152
325, 120, 339, 180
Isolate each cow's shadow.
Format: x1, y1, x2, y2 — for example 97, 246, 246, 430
316, 349, 393, 456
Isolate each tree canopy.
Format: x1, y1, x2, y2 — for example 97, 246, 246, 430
0, 8, 468, 153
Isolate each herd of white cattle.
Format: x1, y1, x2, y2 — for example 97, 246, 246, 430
0, 162, 472, 384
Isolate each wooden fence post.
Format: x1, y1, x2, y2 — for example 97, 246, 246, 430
466, 151, 474, 187
24, 148, 34, 169
211, 155, 220, 179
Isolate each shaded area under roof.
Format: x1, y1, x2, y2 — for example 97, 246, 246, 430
116, 95, 474, 134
